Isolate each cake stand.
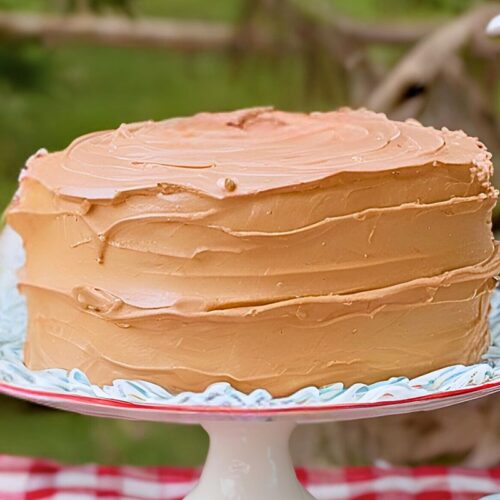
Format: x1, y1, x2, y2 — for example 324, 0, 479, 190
0, 378, 499, 499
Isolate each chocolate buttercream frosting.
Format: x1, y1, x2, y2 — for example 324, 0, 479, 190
7, 107, 500, 396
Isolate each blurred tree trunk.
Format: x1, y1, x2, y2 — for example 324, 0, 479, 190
291, 395, 500, 467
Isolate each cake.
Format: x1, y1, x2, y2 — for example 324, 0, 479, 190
7, 107, 500, 397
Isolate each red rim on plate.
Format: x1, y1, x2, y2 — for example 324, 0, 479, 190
0, 378, 499, 416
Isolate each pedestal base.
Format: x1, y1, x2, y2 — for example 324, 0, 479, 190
186, 421, 315, 500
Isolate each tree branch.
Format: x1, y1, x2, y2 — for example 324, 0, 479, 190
1, 6, 497, 55
288, 0, 439, 44
0, 12, 240, 51
366, 3, 500, 113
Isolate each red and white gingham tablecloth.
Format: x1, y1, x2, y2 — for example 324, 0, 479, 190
0, 455, 499, 499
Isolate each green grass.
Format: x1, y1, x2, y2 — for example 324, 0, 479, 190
330, 0, 479, 20
0, 396, 208, 465
0, 0, 245, 20
138, 0, 244, 21
0, 0, 477, 20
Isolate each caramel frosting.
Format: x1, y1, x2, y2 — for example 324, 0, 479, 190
7, 107, 500, 396
21, 106, 493, 200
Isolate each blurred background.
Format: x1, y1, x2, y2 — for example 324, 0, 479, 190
0, 0, 499, 468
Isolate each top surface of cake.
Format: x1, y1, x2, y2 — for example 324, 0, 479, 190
24, 107, 491, 200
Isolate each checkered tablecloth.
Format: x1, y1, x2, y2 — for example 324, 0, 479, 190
0, 455, 499, 499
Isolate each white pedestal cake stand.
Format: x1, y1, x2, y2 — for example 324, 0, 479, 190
0, 379, 499, 500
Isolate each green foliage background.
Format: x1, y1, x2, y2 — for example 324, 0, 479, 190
0, 0, 495, 466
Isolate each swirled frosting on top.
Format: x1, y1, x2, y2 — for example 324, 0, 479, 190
8, 107, 500, 397
27, 107, 492, 200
